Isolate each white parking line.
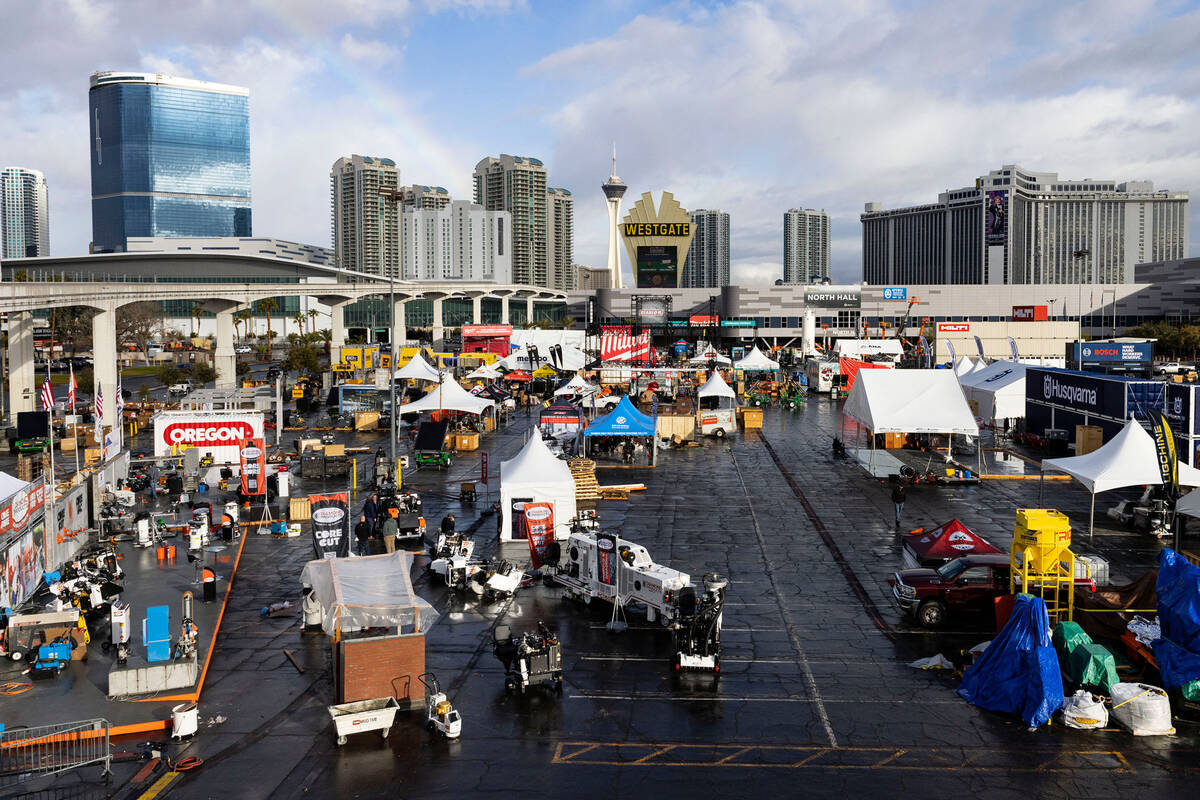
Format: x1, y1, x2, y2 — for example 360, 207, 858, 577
569, 692, 961, 704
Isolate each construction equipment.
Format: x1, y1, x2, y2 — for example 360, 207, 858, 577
554, 527, 726, 671
413, 420, 453, 469
328, 697, 401, 746
418, 673, 462, 739
29, 638, 72, 676
492, 622, 563, 695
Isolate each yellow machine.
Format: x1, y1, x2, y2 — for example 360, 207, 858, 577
1009, 509, 1075, 624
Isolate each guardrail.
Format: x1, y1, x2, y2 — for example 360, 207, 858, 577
0, 718, 111, 787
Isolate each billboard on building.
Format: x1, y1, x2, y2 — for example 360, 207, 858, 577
621, 192, 696, 289
804, 287, 860, 308
635, 247, 678, 288
635, 296, 671, 324
986, 190, 1007, 245
1012, 305, 1048, 321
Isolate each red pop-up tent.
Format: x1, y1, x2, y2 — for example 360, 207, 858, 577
839, 357, 889, 392
902, 519, 1003, 568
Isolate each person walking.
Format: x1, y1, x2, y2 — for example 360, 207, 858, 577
440, 513, 456, 535
148, 463, 161, 501
354, 515, 371, 556
891, 483, 906, 528
381, 514, 399, 553
363, 493, 378, 534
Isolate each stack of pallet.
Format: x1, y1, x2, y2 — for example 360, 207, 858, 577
567, 458, 599, 502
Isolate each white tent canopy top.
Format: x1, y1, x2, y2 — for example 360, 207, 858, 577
398, 377, 495, 415
299, 550, 439, 636
698, 370, 736, 400
554, 374, 596, 396
959, 360, 1028, 421
395, 352, 442, 382
1042, 417, 1200, 494
952, 357, 976, 376
500, 345, 586, 372
734, 346, 780, 371
689, 347, 731, 366
843, 369, 979, 435
499, 433, 578, 540
466, 363, 502, 380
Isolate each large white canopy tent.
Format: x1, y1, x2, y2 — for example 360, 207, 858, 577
500, 345, 586, 372
952, 357, 977, 377
1177, 488, 1200, 520
843, 370, 980, 475
554, 374, 595, 396
689, 346, 731, 366
958, 360, 1028, 422
499, 433, 577, 541
734, 346, 780, 371
397, 377, 495, 415
395, 352, 443, 382
1041, 417, 1200, 537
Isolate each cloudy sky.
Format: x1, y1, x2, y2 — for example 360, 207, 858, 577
4, 0, 1200, 285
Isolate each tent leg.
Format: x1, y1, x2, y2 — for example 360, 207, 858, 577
1039, 471, 1044, 506
1090, 493, 1095, 542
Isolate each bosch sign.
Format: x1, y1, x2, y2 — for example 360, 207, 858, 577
162, 421, 256, 447
1070, 342, 1152, 364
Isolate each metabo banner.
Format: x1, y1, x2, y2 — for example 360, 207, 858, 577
596, 531, 618, 586
239, 438, 266, 496
309, 493, 350, 559
1152, 412, 1178, 499
523, 502, 555, 569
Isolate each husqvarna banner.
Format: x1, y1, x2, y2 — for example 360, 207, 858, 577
309, 493, 350, 559
239, 438, 266, 496
523, 502, 554, 569
596, 531, 618, 585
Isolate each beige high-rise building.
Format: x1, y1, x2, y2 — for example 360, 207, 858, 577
574, 264, 612, 290
330, 154, 399, 276
401, 184, 451, 209
547, 187, 574, 291
473, 154, 549, 286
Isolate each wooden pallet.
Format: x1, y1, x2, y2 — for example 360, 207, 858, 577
568, 458, 600, 501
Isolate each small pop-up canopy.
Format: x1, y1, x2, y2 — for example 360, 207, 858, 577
844, 370, 979, 435
689, 346, 731, 366
300, 551, 439, 636
959, 360, 1028, 421
734, 346, 780, 371
585, 396, 656, 438
1042, 417, 1200, 537
395, 353, 442, 382
902, 519, 1004, 568
698, 370, 736, 400
398, 377, 495, 415
466, 363, 501, 380
554, 374, 594, 396
499, 433, 577, 541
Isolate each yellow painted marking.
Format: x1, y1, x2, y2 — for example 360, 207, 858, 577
872, 750, 906, 768
630, 745, 675, 764
713, 747, 751, 765
137, 771, 181, 799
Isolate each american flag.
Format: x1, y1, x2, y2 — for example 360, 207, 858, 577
93, 386, 104, 443
68, 364, 77, 411
115, 381, 124, 414
40, 376, 54, 412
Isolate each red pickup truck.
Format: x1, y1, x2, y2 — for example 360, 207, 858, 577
890, 554, 1012, 628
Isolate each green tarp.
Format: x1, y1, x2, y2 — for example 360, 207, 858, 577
1067, 642, 1120, 694
1052, 621, 1092, 670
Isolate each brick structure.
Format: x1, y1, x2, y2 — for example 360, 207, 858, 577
335, 633, 425, 707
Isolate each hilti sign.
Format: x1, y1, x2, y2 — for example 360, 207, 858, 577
1012, 305, 1048, 321
162, 420, 256, 447
938, 323, 970, 332
153, 411, 265, 462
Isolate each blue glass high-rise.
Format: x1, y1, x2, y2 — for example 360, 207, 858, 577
89, 72, 251, 252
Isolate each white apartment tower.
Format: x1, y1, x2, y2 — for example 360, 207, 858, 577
473, 155, 549, 287
862, 164, 1189, 285
330, 155, 399, 276
1, 167, 49, 259
784, 208, 830, 283
547, 187, 575, 291
399, 200, 512, 283
684, 209, 731, 288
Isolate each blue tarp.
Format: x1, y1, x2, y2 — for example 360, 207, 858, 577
584, 396, 656, 437
1152, 548, 1200, 689
957, 594, 1065, 728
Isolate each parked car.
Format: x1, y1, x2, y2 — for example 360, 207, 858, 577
168, 381, 193, 397
890, 554, 1012, 628
235, 345, 253, 354
1156, 362, 1190, 375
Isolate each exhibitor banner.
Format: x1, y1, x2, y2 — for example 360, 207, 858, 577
239, 438, 267, 496
523, 502, 554, 569
309, 493, 350, 559
596, 531, 618, 585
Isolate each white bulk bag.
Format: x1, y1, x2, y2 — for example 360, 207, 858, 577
1110, 683, 1175, 736
1061, 690, 1108, 730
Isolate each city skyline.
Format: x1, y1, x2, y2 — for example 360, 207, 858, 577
4, 2, 1200, 285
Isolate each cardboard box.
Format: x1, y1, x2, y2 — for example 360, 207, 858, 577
289, 497, 312, 521
324, 443, 346, 457
1075, 425, 1103, 456
740, 409, 763, 430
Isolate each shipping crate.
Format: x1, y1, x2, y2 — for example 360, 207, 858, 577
455, 432, 480, 452
324, 443, 346, 457
289, 497, 312, 521
84, 447, 102, 466
740, 408, 763, 430
354, 411, 380, 432
59, 436, 76, 453
1075, 425, 1103, 456
884, 432, 906, 450
481, 415, 496, 433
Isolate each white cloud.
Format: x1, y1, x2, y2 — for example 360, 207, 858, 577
339, 33, 400, 66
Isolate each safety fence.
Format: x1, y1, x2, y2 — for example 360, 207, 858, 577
0, 719, 111, 787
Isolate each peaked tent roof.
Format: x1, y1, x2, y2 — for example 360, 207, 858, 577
843, 369, 979, 435
499, 345, 586, 372
398, 377, 495, 415
584, 395, 656, 437
952, 357, 976, 376
1042, 417, 1200, 494
697, 370, 736, 399
466, 363, 502, 380
554, 374, 593, 396
501, 432, 576, 486
959, 361, 1029, 420
540, 400, 587, 424
734, 345, 780, 371
903, 519, 1004, 563
689, 347, 731, 365
395, 353, 442, 382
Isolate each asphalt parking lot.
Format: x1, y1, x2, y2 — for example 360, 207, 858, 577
20, 396, 1200, 798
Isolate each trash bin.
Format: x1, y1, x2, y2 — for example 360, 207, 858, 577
202, 567, 217, 603
172, 702, 199, 739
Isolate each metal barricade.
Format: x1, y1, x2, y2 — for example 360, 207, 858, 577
0, 718, 111, 786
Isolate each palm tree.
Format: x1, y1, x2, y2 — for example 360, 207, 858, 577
293, 313, 306, 336
191, 305, 204, 338
256, 298, 280, 356
233, 308, 253, 344
318, 328, 332, 357
306, 309, 320, 334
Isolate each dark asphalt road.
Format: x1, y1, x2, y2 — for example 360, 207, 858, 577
22, 396, 1200, 798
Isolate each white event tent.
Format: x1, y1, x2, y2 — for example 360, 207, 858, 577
952, 357, 977, 377
1042, 417, 1200, 537
465, 363, 502, 381
395, 353, 443, 382
734, 346, 780, 371
397, 377, 495, 416
553, 374, 594, 396
500, 345, 586, 372
499, 434, 577, 541
697, 370, 737, 402
959, 360, 1028, 422
689, 346, 731, 366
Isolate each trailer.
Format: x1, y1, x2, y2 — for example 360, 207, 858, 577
327, 697, 401, 746
553, 528, 726, 671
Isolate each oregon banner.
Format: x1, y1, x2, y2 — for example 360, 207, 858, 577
596, 531, 618, 586
1152, 411, 1178, 498
309, 493, 350, 559
239, 438, 266, 496
523, 502, 554, 569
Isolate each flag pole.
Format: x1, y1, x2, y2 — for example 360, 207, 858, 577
69, 363, 80, 475
44, 362, 57, 550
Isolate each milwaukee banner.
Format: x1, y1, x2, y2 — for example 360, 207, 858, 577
239, 438, 266, 496
600, 326, 655, 363
309, 493, 350, 559
1153, 411, 1178, 500
596, 531, 618, 585
523, 502, 555, 569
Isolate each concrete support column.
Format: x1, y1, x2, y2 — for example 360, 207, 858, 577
214, 309, 237, 388
329, 300, 348, 364
8, 311, 36, 418
431, 298, 444, 346
500, 296, 510, 325
472, 296, 482, 325
393, 299, 407, 348
526, 297, 535, 326
92, 304, 120, 451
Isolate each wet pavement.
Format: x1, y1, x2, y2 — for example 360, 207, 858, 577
16, 397, 1200, 797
